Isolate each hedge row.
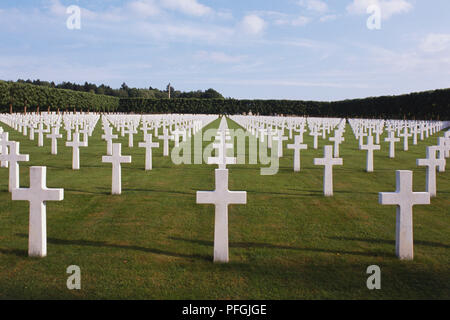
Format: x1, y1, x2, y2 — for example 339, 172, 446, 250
118, 88, 450, 120
0, 81, 119, 112
1, 79, 449, 119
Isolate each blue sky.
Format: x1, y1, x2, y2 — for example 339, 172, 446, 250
0, 0, 449, 100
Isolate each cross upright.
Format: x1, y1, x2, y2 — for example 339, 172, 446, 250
0, 141, 29, 192
357, 129, 368, 149
385, 131, 400, 158
0, 132, 9, 168
329, 130, 345, 158
65, 132, 87, 170
35, 122, 47, 147
360, 135, 381, 172
12, 166, 64, 257
310, 128, 321, 149
80, 126, 90, 146
196, 169, 247, 263
287, 135, 308, 172
313, 145, 343, 196
399, 126, 412, 151
102, 143, 132, 195
416, 146, 445, 197
273, 129, 288, 157
172, 128, 184, 147
101, 127, 118, 155
46, 127, 62, 155
138, 134, 159, 170
435, 137, 448, 172
158, 128, 174, 157
379, 170, 430, 260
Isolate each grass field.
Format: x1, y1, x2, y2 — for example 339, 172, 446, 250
0, 116, 448, 299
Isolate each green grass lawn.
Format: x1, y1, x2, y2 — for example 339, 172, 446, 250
0, 116, 448, 299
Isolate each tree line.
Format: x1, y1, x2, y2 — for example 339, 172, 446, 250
1, 79, 449, 120
13, 79, 224, 99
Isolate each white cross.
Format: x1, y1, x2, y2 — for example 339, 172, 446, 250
310, 128, 321, 150
0, 132, 9, 168
208, 130, 236, 169
0, 141, 29, 192
138, 134, 159, 170
329, 130, 345, 158
273, 129, 288, 157
46, 127, 62, 155
313, 145, 343, 196
287, 135, 308, 172
12, 166, 64, 257
102, 127, 118, 156
385, 131, 400, 159
196, 169, 247, 263
357, 129, 367, 149
435, 137, 448, 172
102, 143, 132, 195
65, 132, 87, 170
35, 123, 47, 147
399, 126, 412, 151
360, 135, 380, 172
80, 126, 90, 146
158, 128, 174, 157
379, 170, 430, 260
416, 146, 445, 197
124, 125, 137, 147
172, 128, 184, 147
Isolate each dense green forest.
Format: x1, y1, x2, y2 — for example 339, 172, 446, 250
0, 80, 449, 120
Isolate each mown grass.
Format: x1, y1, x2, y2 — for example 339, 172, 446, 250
0, 116, 448, 300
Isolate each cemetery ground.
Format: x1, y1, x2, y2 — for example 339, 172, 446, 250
0, 117, 448, 300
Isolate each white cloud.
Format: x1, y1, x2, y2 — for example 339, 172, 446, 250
298, 0, 328, 13
160, 0, 213, 17
127, 0, 161, 17
420, 33, 450, 53
240, 15, 266, 35
291, 16, 311, 27
347, 0, 413, 19
320, 14, 338, 22
196, 51, 246, 64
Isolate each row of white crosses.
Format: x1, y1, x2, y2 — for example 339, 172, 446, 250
231, 115, 345, 196
0, 120, 64, 258
100, 114, 216, 194
197, 116, 246, 263
0, 113, 217, 257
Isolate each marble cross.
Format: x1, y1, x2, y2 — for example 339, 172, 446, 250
0, 132, 9, 168
384, 131, 400, 159
11, 166, 64, 257
65, 132, 87, 170
196, 169, 247, 263
158, 128, 174, 157
379, 170, 430, 260
360, 135, 380, 172
102, 143, 132, 195
0, 141, 29, 192
287, 135, 308, 172
399, 126, 412, 151
47, 127, 62, 155
416, 146, 445, 197
138, 134, 159, 170
313, 145, 343, 196
101, 127, 118, 156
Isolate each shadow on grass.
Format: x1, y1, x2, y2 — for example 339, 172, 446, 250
0, 248, 27, 257
14, 234, 211, 261
328, 236, 450, 249
169, 236, 393, 258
